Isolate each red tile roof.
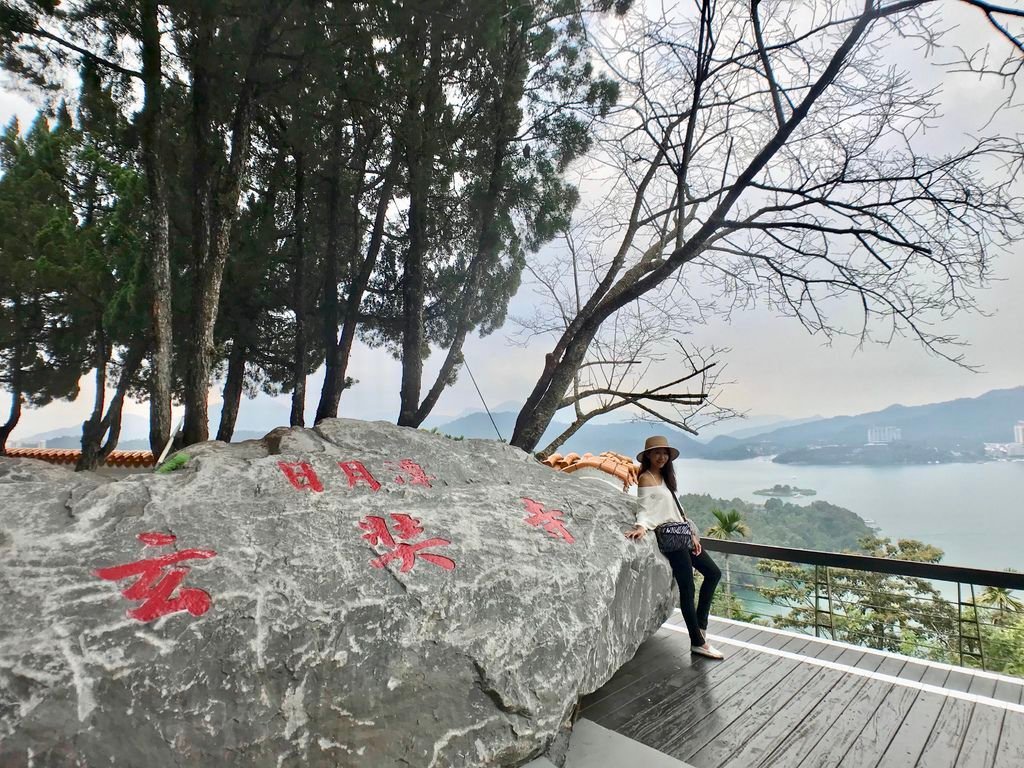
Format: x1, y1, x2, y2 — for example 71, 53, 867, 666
542, 451, 639, 491
5, 448, 156, 468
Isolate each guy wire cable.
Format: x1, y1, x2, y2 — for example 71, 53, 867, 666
463, 357, 504, 442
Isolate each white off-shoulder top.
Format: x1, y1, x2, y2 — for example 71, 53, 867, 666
635, 481, 686, 531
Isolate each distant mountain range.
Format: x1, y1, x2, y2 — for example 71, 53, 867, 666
12, 386, 1023, 465
704, 386, 1024, 460
432, 411, 827, 458
433, 386, 1024, 464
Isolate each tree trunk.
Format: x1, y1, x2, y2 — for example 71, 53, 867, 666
511, 322, 599, 452
397, 29, 443, 428
98, 339, 148, 462
0, 389, 22, 456
315, 161, 396, 423
140, 0, 173, 455
397, 154, 429, 427
77, 325, 110, 472
289, 150, 307, 427
0, 298, 25, 455
181, 6, 215, 447
316, 132, 343, 423
181, 6, 274, 447
216, 339, 247, 442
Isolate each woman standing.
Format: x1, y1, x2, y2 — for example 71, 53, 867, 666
626, 436, 725, 659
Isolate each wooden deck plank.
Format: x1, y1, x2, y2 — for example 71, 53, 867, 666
764, 630, 804, 650
686, 664, 837, 767
834, 684, 923, 768
724, 625, 763, 642
833, 646, 870, 668
993, 710, 1024, 768
812, 643, 849, 663
758, 669, 882, 768
850, 650, 889, 672
967, 673, 998, 698
579, 665, 648, 710
992, 679, 1023, 706
873, 691, 947, 768
803, 640, 846, 659
895, 658, 928, 683
874, 655, 909, 678
806, 639, 852, 661
735, 626, 779, 645
708, 620, 750, 639
619, 650, 768, 745
618, 650, 777, 741
710, 667, 849, 768
953, 704, 1006, 768
893, 659, 929, 681
943, 669, 975, 693
914, 697, 974, 768
657, 658, 806, 760
580, 643, 692, 717
794, 679, 897, 768
580, 648, 702, 725
582, 643, 668, 701
917, 664, 951, 688
778, 635, 810, 653
585, 633, 749, 730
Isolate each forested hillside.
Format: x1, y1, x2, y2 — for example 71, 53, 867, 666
682, 494, 873, 552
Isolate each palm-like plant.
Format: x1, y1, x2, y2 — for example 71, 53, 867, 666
706, 509, 751, 616
977, 586, 1024, 625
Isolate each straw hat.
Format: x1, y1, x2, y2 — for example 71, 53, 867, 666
636, 435, 679, 462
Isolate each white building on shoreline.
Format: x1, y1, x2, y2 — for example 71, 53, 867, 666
984, 420, 1024, 458
866, 426, 902, 445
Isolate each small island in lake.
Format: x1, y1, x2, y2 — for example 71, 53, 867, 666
753, 483, 817, 498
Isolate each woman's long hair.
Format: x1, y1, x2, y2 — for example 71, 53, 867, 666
639, 451, 677, 493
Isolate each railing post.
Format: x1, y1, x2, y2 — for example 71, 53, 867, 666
957, 582, 964, 668
814, 565, 821, 638
971, 583, 986, 671
825, 566, 835, 641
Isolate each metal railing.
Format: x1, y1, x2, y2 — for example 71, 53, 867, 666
699, 539, 1024, 674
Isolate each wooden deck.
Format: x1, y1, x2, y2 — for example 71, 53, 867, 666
579, 614, 1024, 768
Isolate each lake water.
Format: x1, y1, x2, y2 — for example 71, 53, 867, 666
675, 457, 1024, 573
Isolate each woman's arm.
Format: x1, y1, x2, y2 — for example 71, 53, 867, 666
626, 485, 658, 539
635, 486, 660, 530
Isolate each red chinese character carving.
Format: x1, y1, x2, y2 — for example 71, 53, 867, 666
386, 459, 434, 488
278, 461, 323, 492
94, 533, 217, 622
358, 514, 455, 572
390, 513, 424, 539
339, 461, 381, 491
521, 498, 575, 544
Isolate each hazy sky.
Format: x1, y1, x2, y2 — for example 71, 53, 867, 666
2, 4, 1022, 441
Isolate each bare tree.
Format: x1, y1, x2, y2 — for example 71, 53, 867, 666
515, 225, 736, 457
510, 0, 1024, 452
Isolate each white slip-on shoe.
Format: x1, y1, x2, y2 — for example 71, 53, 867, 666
691, 644, 725, 660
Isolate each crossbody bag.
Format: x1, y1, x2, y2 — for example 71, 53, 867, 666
653, 492, 697, 554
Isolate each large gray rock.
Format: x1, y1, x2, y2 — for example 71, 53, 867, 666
0, 419, 673, 767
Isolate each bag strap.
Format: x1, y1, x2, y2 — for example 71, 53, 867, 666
669, 490, 694, 530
